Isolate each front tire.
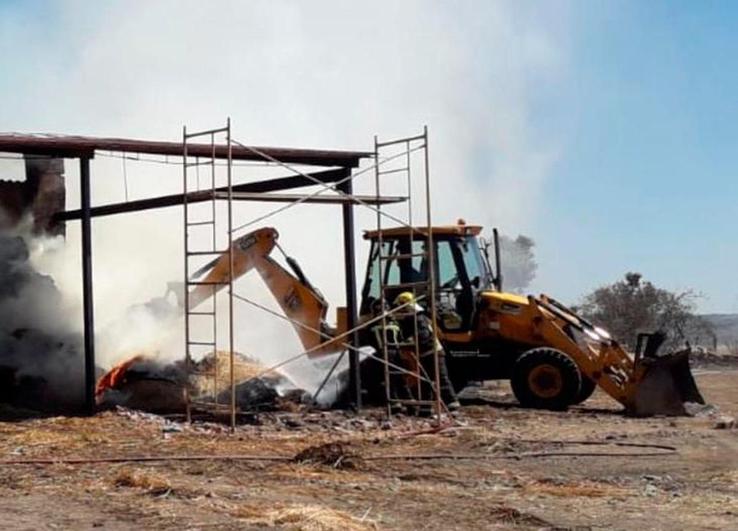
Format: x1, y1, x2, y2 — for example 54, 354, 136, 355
511, 348, 582, 411
571, 376, 597, 405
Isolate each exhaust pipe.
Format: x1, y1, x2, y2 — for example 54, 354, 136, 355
493, 227, 502, 292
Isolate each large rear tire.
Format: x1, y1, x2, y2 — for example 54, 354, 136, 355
511, 348, 581, 411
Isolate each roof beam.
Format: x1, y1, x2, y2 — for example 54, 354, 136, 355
0, 133, 371, 167
56, 167, 351, 221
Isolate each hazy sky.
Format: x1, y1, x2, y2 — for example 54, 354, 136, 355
1, 0, 736, 315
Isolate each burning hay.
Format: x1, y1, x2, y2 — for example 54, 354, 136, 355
95, 355, 187, 413
96, 350, 309, 414
192, 350, 289, 398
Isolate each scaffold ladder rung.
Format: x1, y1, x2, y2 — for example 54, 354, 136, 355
184, 126, 229, 138
186, 249, 228, 256
375, 133, 426, 147
376, 167, 409, 176
186, 220, 215, 227
189, 401, 234, 411
379, 252, 428, 261
388, 399, 437, 406
382, 281, 428, 290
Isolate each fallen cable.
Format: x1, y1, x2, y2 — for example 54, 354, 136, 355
362, 449, 676, 460
512, 439, 677, 452
0, 455, 291, 465
0, 442, 676, 466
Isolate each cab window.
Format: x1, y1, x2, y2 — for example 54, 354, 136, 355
436, 240, 458, 290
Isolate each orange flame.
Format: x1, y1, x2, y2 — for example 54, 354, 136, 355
95, 355, 145, 402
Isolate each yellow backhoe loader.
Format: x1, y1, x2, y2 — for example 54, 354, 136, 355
187, 223, 705, 416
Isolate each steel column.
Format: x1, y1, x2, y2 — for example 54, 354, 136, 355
339, 177, 361, 410
80, 157, 96, 414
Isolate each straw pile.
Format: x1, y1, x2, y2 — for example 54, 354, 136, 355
233, 503, 376, 531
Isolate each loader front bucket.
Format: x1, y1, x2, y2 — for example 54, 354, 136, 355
628, 348, 705, 417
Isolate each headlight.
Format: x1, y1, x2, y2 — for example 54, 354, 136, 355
594, 326, 611, 340
584, 328, 601, 341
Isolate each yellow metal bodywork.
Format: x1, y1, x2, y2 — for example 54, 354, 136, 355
442, 289, 655, 411
188, 227, 345, 357
187, 223, 700, 414
363, 224, 482, 240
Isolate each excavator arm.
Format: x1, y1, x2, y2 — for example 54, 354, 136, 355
187, 227, 343, 357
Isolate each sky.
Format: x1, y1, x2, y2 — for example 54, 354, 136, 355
0, 0, 736, 329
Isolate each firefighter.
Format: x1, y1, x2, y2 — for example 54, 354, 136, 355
367, 300, 414, 411
393, 291, 460, 412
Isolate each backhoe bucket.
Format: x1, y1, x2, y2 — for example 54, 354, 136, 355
629, 348, 705, 417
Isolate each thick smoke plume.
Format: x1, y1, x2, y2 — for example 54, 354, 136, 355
0, 222, 84, 411
0, 2, 569, 408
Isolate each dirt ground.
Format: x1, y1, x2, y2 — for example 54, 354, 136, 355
0, 368, 736, 530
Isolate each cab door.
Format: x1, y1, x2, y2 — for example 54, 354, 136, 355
435, 238, 476, 332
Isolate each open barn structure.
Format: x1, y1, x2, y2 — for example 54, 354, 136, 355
0, 125, 403, 416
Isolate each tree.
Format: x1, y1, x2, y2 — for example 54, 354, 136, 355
577, 272, 714, 351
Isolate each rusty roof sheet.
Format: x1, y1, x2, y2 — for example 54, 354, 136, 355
0, 133, 371, 167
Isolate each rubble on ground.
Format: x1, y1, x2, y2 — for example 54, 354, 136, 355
0, 371, 736, 529
96, 350, 309, 414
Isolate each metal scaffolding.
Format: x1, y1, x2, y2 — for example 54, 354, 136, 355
372, 128, 443, 420
182, 121, 236, 426
175, 122, 442, 427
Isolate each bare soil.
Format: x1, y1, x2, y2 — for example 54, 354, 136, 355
0, 368, 736, 530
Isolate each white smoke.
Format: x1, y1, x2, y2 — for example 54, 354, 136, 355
499, 233, 538, 293
0, 1, 570, 397
0, 218, 85, 409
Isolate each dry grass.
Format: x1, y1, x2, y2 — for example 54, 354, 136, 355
0, 369, 735, 530
230, 503, 376, 531
523, 478, 630, 498
112, 467, 172, 496
488, 505, 552, 527
292, 442, 363, 470
192, 350, 286, 396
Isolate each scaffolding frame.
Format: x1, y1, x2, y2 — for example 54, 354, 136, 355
177, 121, 443, 428
182, 120, 236, 427
373, 128, 443, 420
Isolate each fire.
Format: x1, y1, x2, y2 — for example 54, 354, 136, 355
95, 355, 145, 402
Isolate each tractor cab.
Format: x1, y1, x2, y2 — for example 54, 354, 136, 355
359, 221, 497, 332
